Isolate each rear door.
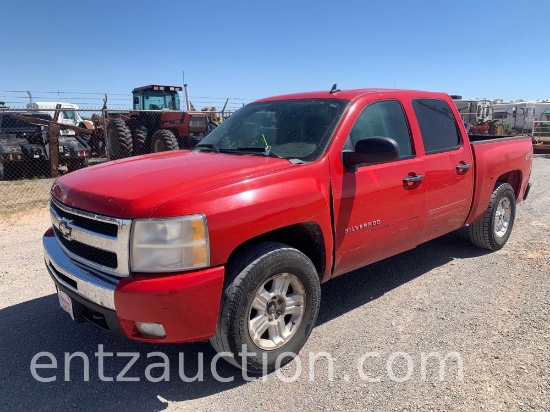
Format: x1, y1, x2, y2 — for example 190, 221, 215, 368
411, 98, 474, 241
331, 99, 427, 277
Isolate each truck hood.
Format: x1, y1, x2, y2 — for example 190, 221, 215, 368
52, 151, 294, 218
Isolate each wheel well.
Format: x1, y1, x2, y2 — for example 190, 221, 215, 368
496, 170, 522, 200
225, 223, 326, 279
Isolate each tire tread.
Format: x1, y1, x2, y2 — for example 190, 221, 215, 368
210, 241, 320, 372
469, 183, 515, 251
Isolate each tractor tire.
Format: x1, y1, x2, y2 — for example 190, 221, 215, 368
489, 120, 501, 135
210, 241, 321, 373
469, 183, 516, 251
107, 118, 133, 160
128, 119, 149, 156
151, 129, 178, 153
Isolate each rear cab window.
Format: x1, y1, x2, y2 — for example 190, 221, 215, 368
412, 99, 461, 154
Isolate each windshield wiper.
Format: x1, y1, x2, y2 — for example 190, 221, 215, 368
194, 143, 220, 153
220, 147, 279, 158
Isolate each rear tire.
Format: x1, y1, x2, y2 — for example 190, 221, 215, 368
128, 118, 148, 156
469, 183, 516, 251
107, 118, 133, 159
151, 129, 178, 153
489, 120, 501, 135
2, 162, 19, 180
210, 241, 321, 373
67, 158, 89, 172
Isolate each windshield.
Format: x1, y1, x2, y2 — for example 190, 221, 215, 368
197, 99, 348, 162
143, 90, 181, 110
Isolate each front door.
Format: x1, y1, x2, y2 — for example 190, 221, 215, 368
331, 99, 427, 277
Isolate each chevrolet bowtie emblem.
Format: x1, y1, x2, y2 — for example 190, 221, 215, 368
59, 218, 73, 241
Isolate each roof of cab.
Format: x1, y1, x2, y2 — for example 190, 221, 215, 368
132, 85, 183, 92
27, 102, 80, 109
253, 88, 450, 103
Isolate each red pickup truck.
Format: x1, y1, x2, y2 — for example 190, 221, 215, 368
44, 88, 533, 372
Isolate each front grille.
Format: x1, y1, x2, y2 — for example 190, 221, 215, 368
50, 197, 132, 276
53, 226, 118, 268
51, 200, 118, 237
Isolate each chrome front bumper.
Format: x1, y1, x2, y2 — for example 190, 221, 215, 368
43, 233, 118, 310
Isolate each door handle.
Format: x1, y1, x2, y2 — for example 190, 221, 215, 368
456, 162, 471, 172
403, 174, 424, 189
403, 174, 424, 183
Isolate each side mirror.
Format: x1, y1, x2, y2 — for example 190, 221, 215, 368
342, 136, 400, 171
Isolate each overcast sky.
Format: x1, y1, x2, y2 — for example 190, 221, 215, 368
0, 0, 547, 109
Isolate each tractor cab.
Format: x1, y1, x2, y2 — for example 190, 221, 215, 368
132, 85, 182, 111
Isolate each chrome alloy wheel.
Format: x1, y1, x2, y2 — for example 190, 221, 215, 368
248, 273, 306, 350
494, 197, 512, 238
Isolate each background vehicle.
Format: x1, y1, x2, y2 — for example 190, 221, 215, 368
0, 111, 90, 178
27, 102, 104, 157
532, 109, 550, 144
106, 85, 217, 159
490, 100, 550, 134
452, 97, 505, 135
44, 88, 533, 372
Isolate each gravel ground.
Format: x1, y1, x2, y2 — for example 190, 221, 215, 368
0, 155, 548, 412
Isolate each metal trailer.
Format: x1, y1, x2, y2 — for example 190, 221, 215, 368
491, 101, 550, 133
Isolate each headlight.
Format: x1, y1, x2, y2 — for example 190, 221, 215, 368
131, 215, 209, 272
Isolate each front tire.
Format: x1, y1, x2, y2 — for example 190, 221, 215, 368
210, 242, 321, 373
469, 183, 516, 251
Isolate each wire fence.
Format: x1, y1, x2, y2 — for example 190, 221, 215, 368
0, 89, 251, 112
0, 102, 237, 213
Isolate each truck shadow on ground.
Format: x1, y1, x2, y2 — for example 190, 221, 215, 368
0, 229, 489, 411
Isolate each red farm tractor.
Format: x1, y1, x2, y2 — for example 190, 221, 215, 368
106, 85, 218, 159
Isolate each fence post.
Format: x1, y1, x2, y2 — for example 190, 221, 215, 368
48, 104, 62, 177
103, 109, 110, 161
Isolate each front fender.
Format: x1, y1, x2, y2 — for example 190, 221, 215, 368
153, 159, 334, 279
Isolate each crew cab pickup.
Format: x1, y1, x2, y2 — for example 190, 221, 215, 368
43, 88, 533, 372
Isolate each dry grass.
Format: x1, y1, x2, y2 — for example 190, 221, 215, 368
0, 158, 107, 217
0, 177, 54, 215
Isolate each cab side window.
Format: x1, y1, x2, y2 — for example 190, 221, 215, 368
348, 100, 413, 158
62, 111, 76, 121
412, 99, 461, 154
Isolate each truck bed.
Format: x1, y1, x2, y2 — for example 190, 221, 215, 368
468, 134, 531, 143
466, 135, 533, 224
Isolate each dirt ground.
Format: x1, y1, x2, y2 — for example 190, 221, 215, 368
0, 156, 548, 411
